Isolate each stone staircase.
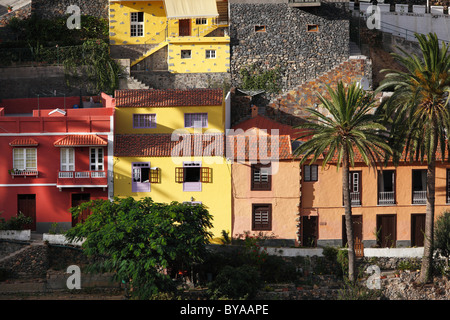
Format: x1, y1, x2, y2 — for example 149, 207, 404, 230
130, 41, 168, 67
264, 55, 371, 125
119, 75, 150, 90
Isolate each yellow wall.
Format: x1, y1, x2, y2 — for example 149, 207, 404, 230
109, 1, 167, 45
301, 161, 450, 244
114, 105, 225, 134
232, 160, 300, 241
113, 156, 232, 239
168, 40, 230, 73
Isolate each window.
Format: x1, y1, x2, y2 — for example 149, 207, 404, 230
184, 113, 208, 128
303, 164, 318, 182
60, 148, 75, 171
378, 170, 395, 205
181, 50, 192, 59
133, 114, 156, 129
175, 162, 212, 192
252, 204, 272, 231
90, 148, 104, 171
348, 171, 361, 206
412, 169, 426, 204
196, 18, 207, 25
13, 148, 37, 170
132, 162, 160, 192
307, 24, 319, 32
254, 25, 266, 32
206, 50, 216, 59
251, 164, 271, 191
130, 12, 144, 37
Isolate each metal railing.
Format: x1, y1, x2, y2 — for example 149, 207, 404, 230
350, 192, 361, 206
58, 171, 106, 179
412, 190, 426, 204
378, 191, 395, 205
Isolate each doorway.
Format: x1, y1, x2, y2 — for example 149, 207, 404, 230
302, 216, 318, 247
376, 214, 397, 247
17, 194, 36, 231
411, 214, 426, 247
179, 19, 191, 36
71, 193, 91, 227
342, 215, 362, 247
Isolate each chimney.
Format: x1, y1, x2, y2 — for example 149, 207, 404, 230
251, 105, 258, 118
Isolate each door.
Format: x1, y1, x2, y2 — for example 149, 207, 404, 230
342, 215, 362, 247
60, 148, 75, 171
302, 216, 318, 247
179, 19, 191, 36
411, 214, 426, 247
376, 214, 397, 247
17, 194, 36, 231
71, 193, 90, 227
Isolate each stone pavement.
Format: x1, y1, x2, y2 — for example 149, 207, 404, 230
0, 0, 30, 16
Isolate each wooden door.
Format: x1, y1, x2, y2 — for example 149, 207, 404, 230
71, 193, 90, 227
302, 216, 318, 247
17, 194, 36, 231
376, 214, 397, 247
411, 214, 426, 247
179, 19, 191, 36
342, 215, 362, 247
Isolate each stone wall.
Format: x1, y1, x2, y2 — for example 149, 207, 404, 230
132, 71, 230, 90
229, 3, 350, 99
31, 0, 109, 19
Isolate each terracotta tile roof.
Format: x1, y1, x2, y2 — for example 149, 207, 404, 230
114, 133, 225, 157
9, 138, 39, 146
232, 115, 307, 140
226, 134, 293, 161
114, 89, 224, 107
54, 135, 108, 147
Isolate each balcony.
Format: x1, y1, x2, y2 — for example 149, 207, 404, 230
412, 190, 426, 204
350, 192, 361, 206
378, 191, 395, 205
57, 171, 107, 189
10, 169, 38, 178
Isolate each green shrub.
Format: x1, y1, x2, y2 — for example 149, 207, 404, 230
208, 265, 261, 300
0, 212, 33, 230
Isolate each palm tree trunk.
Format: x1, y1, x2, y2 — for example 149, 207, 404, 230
343, 148, 356, 282
418, 152, 436, 283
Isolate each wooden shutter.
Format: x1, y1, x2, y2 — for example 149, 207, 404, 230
175, 167, 184, 183
252, 204, 272, 231
200, 167, 212, 183
150, 168, 161, 184
251, 164, 271, 190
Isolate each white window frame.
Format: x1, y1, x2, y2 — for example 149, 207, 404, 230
60, 148, 75, 171
130, 12, 144, 37
184, 113, 208, 128
196, 18, 207, 25
90, 147, 104, 171
205, 50, 216, 59
13, 148, 37, 170
133, 113, 157, 129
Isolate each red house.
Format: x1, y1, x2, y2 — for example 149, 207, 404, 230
0, 93, 115, 233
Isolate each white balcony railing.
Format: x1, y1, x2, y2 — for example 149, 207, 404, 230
412, 190, 427, 204
350, 192, 361, 205
378, 191, 395, 205
10, 169, 39, 178
59, 171, 106, 179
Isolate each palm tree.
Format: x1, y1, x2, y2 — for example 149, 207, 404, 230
378, 32, 450, 284
293, 81, 391, 283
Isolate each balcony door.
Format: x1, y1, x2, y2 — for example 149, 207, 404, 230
412, 170, 426, 204
90, 148, 104, 171
378, 170, 395, 205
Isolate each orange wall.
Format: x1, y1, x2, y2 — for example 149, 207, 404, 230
232, 160, 300, 241
301, 160, 450, 243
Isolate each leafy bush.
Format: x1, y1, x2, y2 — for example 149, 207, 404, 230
0, 212, 33, 230
65, 197, 213, 299
208, 265, 261, 299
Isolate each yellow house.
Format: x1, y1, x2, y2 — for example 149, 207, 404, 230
113, 88, 231, 239
109, 0, 230, 73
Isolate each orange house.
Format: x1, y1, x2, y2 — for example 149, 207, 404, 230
300, 152, 450, 248
230, 112, 304, 245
